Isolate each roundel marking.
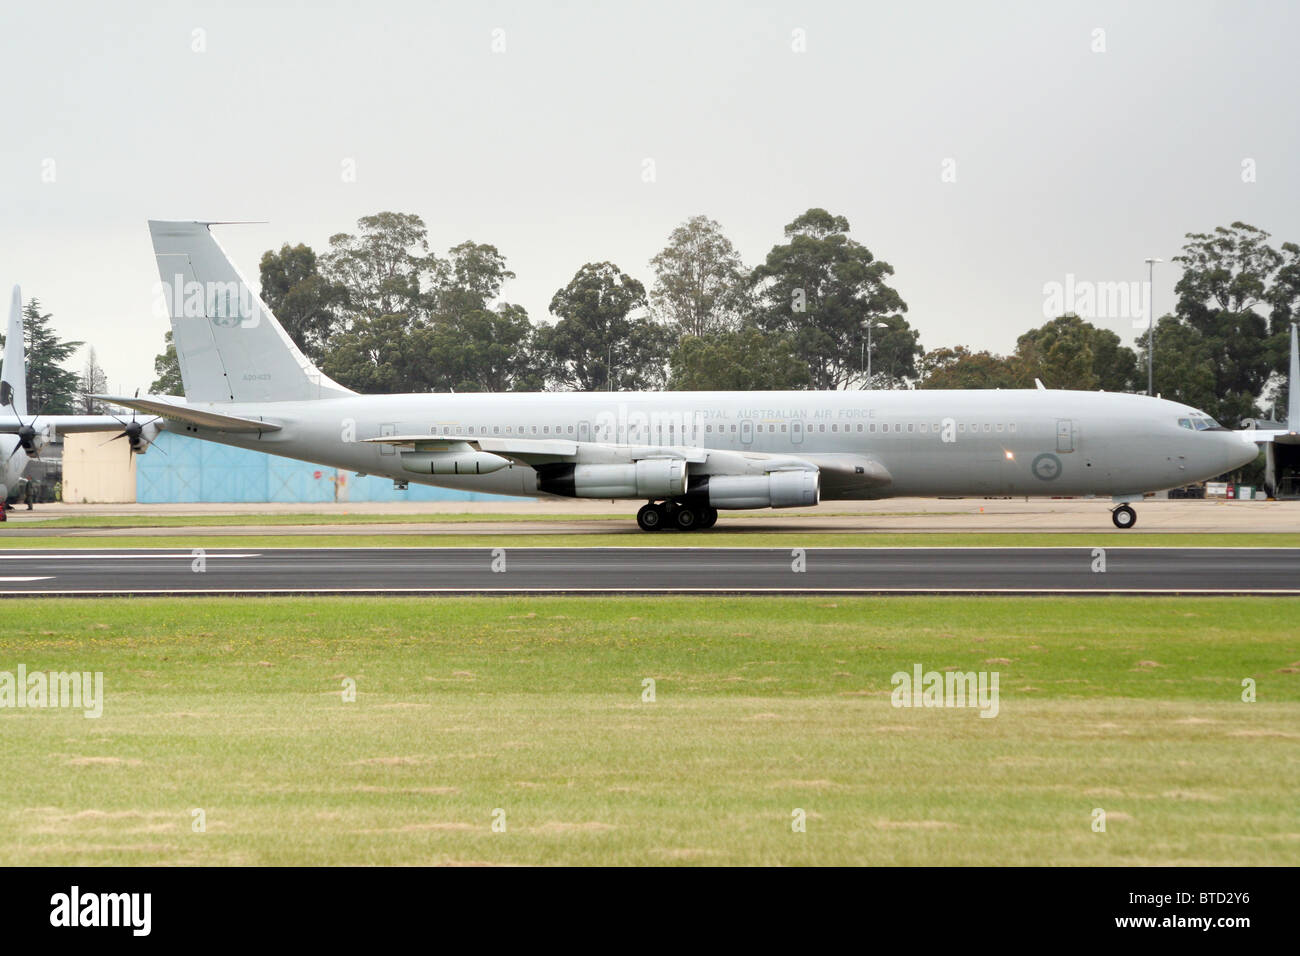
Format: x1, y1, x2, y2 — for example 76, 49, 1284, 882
1031, 452, 1063, 481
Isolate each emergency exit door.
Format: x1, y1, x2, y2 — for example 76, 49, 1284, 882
1056, 419, 1074, 453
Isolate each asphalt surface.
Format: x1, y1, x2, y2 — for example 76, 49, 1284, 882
0, 547, 1297, 595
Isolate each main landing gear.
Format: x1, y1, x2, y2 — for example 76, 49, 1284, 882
636, 500, 719, 532
1111, 504, 1137, 529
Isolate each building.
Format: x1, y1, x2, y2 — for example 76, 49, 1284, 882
59, 431, 515, 504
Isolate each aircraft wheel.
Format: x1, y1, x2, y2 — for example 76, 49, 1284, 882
674, 504, 700, 531
637, 503, 666, 532
1111, 504, 1137, 529
698, 507, 718, 529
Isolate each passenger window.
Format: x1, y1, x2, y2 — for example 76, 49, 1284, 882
996, 423, 1004, 432
781, 424, 787, 432
857, 424, 864, 432
907, 423, 914, 433
1009, 423, 1016, 432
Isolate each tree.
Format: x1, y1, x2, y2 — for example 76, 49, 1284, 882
750, 209, 917, 389
418, 304, 545, 392
649, 215, 750, 338
321, 314, 431, 394
433, 241, 516, 318
313, 214, 543, 393
1142, 316, 1219, 414
1015, 315, 1139, 391
321, 212, 441, 323
668, 326, 811, 390
1138, 222, 1290, 423
0, 300, 83, 414
916, 346, 1027, 390
78, 347, 109, 413
540, 262, 671, 391
259, 243, 346, 364
150, 330, 184, 395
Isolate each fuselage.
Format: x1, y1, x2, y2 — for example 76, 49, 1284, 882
159, 388, 1258, 501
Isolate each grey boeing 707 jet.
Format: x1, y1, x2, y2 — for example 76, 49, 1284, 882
96, 220, 1264, 531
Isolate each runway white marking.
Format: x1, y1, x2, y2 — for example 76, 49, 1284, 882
0, 577, 53, 582
0, 553, 260, 560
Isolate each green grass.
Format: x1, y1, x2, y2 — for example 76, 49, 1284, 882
1, 531, 1299, 549
1, 596, 1296, 865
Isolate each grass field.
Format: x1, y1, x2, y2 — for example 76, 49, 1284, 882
1, 596, 1296, 865
4, 531, 1300, 549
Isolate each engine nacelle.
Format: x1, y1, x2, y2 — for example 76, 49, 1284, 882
701, 470, 820, 509
536, 459, 687, 498
400, 450, 511, 475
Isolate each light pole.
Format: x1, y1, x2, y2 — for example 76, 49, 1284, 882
1145, 257, 1162, 396
861, 321, 886, 388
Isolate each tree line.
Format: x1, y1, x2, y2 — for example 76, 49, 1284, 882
8, 214, 1296, 430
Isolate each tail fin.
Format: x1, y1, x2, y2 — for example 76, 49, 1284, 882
1, 286, 27, 417
1288, 323, 1298, 428
148, 220, 353, 403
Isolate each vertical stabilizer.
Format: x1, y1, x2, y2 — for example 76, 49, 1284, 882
148, 220, 353, 403
1, 286, 27, 417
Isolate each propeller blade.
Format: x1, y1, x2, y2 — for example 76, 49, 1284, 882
99, 433, 128, 447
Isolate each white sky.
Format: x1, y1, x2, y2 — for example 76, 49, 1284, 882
1, 0, 1297, 393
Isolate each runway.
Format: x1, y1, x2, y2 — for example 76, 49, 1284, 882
2, 547, 1298, 595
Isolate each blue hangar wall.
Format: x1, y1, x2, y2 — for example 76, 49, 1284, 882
135, 432, 516, 504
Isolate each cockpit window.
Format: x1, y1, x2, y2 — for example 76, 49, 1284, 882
1180, 413, 1223, 430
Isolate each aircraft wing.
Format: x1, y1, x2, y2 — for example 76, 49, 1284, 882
93, 395, 281, 433
0, 414, 125, 435
364, 434, 892, 492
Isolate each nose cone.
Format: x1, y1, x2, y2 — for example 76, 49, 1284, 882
1221, 433, 1260, 472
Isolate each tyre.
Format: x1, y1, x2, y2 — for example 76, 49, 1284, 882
698, 507, 719, 529
674, 505, 699, 531
636, 503, 665, 532
1111, 504, 1136, 529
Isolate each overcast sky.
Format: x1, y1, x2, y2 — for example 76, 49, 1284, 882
1, 0, 1297, 393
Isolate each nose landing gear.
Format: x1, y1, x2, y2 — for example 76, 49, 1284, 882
1111, 504, 1137, 529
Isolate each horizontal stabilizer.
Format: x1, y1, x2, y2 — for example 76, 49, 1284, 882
93, 395, 281, 433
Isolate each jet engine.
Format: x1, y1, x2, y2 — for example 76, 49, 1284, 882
536, 459, 688, 498
692, 470, 819, 509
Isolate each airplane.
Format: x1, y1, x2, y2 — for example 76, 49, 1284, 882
0, 286, 160, 509
93, 219, 1259, 532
